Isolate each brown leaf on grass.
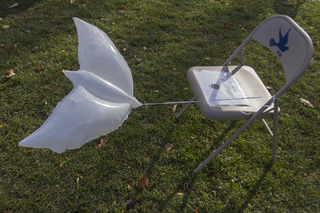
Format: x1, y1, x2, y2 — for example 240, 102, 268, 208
119, 5, 126, 8
96, 136, 108, 149
116, 10, 125, 14
37, 65, 44, 71
126, 199, 135, 211
138, 176, 149, 189
0, 43, 5, 49
77, 174, 83, 180
70, 0, 75, 3
266, 86, 272, 89
300, 98, 314, 108
224, 25, 231, 28
6, 69, 15, 78
153, 210, 161, 213
50, 83, 57, 89
176, 22, 179, 27
135, 58, 142, 62
165, 143, 173, 150
2, 25, 10, 29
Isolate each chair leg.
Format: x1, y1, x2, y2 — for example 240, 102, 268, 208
193, 96, 278, 174
271, 98, 279, 162
176, 97, 196, 119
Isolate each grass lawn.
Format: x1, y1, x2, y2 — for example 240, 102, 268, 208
1, 0, 320, 212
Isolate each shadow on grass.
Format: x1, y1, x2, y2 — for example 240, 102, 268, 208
229, 161, 274, 212
157, 170, 199, 212
152, 117, 242, 211
273, 0, 307, 18
0, 0, 45, 19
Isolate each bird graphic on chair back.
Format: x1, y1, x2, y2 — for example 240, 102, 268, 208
269, 27, 292, 53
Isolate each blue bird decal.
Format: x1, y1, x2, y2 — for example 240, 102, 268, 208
269, 27, 292, 52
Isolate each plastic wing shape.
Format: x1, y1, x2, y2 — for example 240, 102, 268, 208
19, 18, 141, 153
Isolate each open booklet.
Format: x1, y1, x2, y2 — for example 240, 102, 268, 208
194, 70, 249, 106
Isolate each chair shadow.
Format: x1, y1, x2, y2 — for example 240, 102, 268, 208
225, 161, 274, 212
155, 116, 273, 212
273, 0, 307, 18
154, 119, 241, 212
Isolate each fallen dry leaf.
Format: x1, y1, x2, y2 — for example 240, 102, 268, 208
9, 3, 19, 8
142, 46, 147, 50
50, 83, 58, 89
123, 48, 127, 51
0, 43, 5, 49
153, 210, 161, 213
37, 65, 44, 71
2, 25, 10, 29
116, 10, 125, 14
6, 69, 15, 78
119, 5, 126, 8
138, 176, 149, 189
126, 199, 135, 211
266, 86, 272, 89
165, 143, 173, 150
95, 136, 108, 149
300, 98, 314, 108
172, 104, 177, 113
177, 192, 184, 196
135, 58, 142, 62
224, 25, 232, 28
70, 0, 75, 3
77, 174, 83, 180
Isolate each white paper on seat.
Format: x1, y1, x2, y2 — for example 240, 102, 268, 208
194, 70, 249, 106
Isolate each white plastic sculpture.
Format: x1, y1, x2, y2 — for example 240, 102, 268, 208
19, 18, 141, 153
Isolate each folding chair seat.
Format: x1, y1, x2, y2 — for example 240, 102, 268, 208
177, 15, 313, 174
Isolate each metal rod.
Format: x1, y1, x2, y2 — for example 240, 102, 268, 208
176, 97, 196, 119
271, 98, 279, 162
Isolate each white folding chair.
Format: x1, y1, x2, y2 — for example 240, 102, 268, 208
177, 15, 313, 174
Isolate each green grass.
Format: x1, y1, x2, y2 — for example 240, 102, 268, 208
1, 0, 320, 212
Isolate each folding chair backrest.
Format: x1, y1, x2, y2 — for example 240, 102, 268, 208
223, 15, 313, 88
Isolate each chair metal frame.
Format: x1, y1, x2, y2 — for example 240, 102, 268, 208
176, 15, 313, 174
